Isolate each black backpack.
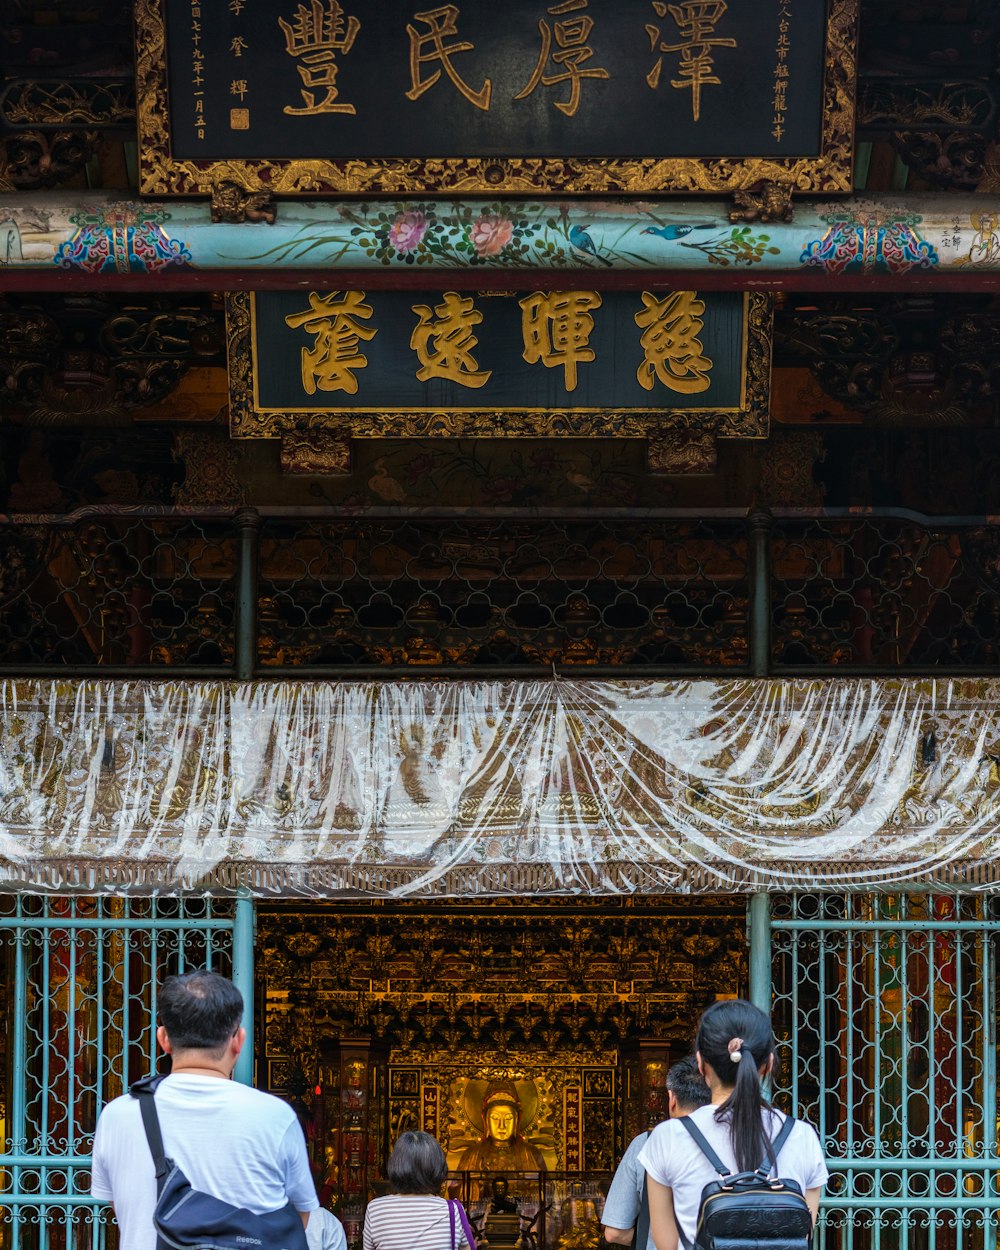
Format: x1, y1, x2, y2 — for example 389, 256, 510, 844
130, 1075, 309, 1250
675, 1114, 814, 1250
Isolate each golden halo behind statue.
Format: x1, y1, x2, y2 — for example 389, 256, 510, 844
461, 1076, 540, 1135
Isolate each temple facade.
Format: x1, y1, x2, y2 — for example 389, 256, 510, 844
1, 2, 1000, 1248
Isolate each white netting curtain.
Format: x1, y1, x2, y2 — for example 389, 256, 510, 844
1, 678, 998, 895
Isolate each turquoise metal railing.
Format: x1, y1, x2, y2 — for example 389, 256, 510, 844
758, 893, 1000, 1250
4, 891, 998, 1249
0, 896, 254, 1250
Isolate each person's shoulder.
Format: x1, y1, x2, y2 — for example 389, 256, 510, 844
640, 1116, 683, 1157
308, 1208, 347, 1250
366, 1195, 407, 1211
785, 1114, 824, 1150
624, 1131, 649, 1156
169, 1078, 303, 1133
366, 1194, 437, 1217
218, 1081, 299, 1117
656, 1105, 713, 1140
95, 1091, 141, 1127
313, 1210, 347, 1234
653, 1105, 717, 1151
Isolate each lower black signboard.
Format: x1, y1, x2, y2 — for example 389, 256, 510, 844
227, 289, 772, 439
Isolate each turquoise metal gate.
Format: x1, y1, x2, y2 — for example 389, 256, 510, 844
0, 896, 254, 1250
4, 891, 998, 1250
757, 894, 1000, 1250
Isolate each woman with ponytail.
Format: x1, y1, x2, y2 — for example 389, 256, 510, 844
637, 1000, 827, 1250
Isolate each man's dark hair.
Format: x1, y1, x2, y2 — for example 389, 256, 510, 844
158, 970, 243, 1055
667, 1054, 711, 1112
386, 1131, 448, 1194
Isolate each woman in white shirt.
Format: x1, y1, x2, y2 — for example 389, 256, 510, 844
637, 999, 828, 1250
364, 1132, 471, 1250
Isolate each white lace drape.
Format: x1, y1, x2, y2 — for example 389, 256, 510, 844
2, 678, 998, 895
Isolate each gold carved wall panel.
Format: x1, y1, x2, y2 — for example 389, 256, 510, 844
256, 898, 746, 1189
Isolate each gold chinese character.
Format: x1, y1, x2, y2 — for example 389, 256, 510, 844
634, 291, 712, 393
284, 291, 376, 396
228, 0, 244, 13
410, 292, 492, 388
646, 1, 736, 122
406, 6, 491, 111
230, 79, 249, 100
230, 36, 249, 56
514, 2, 609, 118
520, 290, 601, 392
279, 0, 360, 116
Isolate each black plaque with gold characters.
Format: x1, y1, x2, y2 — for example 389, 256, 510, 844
226, 288, 772, 439
136, 0, 857, 198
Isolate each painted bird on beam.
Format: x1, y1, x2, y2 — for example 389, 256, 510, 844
568, 224, 613, 266
640, 223, 717, 240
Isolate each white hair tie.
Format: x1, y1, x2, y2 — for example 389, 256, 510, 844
728, 1037, 745, 1063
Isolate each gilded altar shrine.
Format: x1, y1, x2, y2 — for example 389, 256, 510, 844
256, 897, 745, 1240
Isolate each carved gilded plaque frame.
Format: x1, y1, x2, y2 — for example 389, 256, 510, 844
136, 0, 857, 199
226, 290, 772, 440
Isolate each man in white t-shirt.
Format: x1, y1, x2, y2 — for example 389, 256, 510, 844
91, 970, 319, 1250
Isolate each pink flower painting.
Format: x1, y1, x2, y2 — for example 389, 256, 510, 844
388, 210, 427, 253
470, 215, 514, 257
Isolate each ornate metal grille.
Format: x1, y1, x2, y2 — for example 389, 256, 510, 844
0, 897, 242, 1250
255, 514, 749, 671
771, 518, 1000, 670
4, 507, 1000, 676
771, 894, 1000, 1250
0, 516, 235, 672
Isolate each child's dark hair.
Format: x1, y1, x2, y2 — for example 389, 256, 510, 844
696, 998, 777, 1173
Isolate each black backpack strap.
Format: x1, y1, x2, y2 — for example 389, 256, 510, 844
634, 1173, 650, 1250
129, 1075, 171, 1187
636, 1165, 692, 1250
757, 1114, 797, 1177
677, 1116, 731, 1179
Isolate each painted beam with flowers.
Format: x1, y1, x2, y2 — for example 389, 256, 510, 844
0, 193, 998, 290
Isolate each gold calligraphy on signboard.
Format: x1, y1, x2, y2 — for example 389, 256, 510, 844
634, 291, 712, 393
646, 2, 737, 123
406, 5, 492, 111
277, 288, 721, 399
519, 290, 603, 392
226, 289, 773, 439
283, 290, 376, 395
515, 1, 610, 118
410, 292, 492, 388
279, 0, 362, 116
135, 0, 858, 200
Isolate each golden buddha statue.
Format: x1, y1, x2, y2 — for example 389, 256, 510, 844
457, 1079, 546, 1173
